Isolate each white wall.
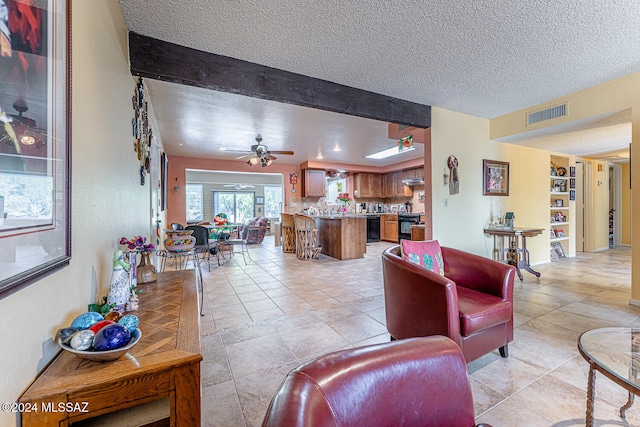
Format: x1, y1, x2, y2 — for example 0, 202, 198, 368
0, 2, 151, 425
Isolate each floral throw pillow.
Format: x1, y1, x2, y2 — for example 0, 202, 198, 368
401, 240, 445, 276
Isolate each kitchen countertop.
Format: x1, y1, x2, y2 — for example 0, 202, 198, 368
313, 215, 368, 219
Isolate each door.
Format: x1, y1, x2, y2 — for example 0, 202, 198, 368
575, 162, 587, 252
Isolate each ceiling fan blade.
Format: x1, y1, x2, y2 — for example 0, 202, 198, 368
223, 149, 253, 154
268, 150, 294, 155
235, 154, 254, 159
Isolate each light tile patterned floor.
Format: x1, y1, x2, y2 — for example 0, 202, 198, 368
197, 237, 639, 427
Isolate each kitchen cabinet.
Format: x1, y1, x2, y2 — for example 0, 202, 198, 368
403, 167, 424, 180
381, 214, 398, 242
302, 169, 325, 197
382, 171, 412, 198
354, 173, 381, 198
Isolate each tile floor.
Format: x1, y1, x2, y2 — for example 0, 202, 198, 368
196, 236, 639, 427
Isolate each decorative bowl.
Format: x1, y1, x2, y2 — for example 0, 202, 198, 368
58, 328, 142, 362
164, 230, 196, 253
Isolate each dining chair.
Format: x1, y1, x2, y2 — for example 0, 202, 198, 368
185, 225, 220, 271
219, 222, 251, 265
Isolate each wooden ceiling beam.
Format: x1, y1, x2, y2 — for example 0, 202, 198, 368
128, 32, 431, 128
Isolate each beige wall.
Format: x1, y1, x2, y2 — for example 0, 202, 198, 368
430, 108, 553, 264
491, 72, 640, 300
0, 2, 151, 425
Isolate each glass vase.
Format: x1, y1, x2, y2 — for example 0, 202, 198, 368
136, 252, 157, 284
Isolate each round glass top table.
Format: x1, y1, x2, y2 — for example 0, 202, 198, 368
578, 327, 640, 426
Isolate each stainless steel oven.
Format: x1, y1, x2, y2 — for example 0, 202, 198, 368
398, 213, 420, 242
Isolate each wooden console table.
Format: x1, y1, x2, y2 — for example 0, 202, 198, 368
19, 270, 202, 426
484, 227, 543, 281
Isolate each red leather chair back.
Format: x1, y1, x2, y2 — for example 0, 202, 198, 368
262, 336, 477, 427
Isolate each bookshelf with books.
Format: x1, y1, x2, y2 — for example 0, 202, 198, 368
550, 155, 574, 260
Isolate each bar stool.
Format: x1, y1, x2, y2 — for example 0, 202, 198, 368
281, 213, 296, 253
294, 214, 322, 260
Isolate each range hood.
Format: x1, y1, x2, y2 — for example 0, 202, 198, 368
402, 177, 424, 186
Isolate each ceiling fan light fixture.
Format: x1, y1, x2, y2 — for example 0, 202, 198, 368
260, 156, 273, 167
247, 156, 259, 166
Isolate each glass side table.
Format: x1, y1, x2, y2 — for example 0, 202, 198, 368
578, 327, 640, 426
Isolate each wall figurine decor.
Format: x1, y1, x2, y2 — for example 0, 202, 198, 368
132, 77, 152, 185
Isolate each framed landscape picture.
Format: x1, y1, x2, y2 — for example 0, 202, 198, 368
483, 159, 509, 196
0, 0, 71, 299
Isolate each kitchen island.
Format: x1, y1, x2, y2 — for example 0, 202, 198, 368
315, 215, 367, 260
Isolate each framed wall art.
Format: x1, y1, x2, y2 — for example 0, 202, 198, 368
483, 159, 509, 196
255, 196, 264, 204
0, 0, 71, 299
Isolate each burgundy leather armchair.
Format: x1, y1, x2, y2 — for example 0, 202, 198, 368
382, 245, 516, 363
262, 336, 491, 427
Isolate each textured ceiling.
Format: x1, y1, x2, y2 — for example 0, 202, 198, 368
119, 0, 640, 164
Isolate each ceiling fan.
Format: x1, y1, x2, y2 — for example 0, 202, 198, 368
0, 99, 47, 150
223, 184, 255, 190
224, 135, 294, 167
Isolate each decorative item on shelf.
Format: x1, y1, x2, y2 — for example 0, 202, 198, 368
556, 167, 567, 176
326, 170, 349, 179
163, 229, 196, 253
107, 250, 133, 311
505, 212, 515, 228
136, 251, 156, 286
336, 192, 352, 214
120, 235, 157, 284
57, 311, 142, 361
550, 162, 557, 176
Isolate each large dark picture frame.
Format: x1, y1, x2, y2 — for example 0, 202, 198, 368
483, 159, 510, 196
0, 0, 71, 299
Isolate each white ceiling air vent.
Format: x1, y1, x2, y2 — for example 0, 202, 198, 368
527, 103, 568, 126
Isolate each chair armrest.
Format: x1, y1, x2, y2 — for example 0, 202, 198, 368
442, 247, 515, 301
382, 247, 462, 344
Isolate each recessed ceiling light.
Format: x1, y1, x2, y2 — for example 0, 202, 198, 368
219, 147, 227, 151
316, 153, 323, 159
333, 147, 341, 152
365, 145, 416, 160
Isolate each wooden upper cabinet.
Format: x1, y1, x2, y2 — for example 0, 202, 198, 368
302, 169, 326, 197
403, 167, 424, 180
371, 173, 382, 198
381, 171, 412, 198
354, 173, 381, 198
